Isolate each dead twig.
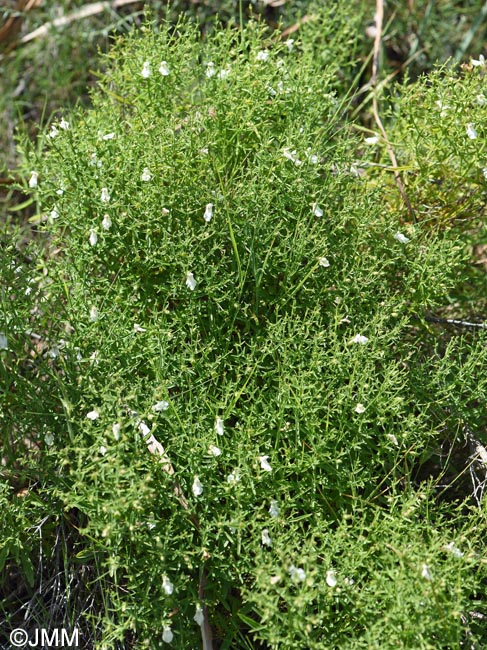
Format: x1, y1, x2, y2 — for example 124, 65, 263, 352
371, 0, 416, 221
424, 315, 487, 329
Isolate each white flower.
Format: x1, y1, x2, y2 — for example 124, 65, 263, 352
185, 271, 196, 291
259, 455, 272, 472
393, 231, 410, 244
256, 49, 269, 62
203, 203, 214, 222
56, 188, 64, 196
49, 346, 59, 359
194, 605, 205, 626
50, 209, 59, 220
89, 306, 99, 322
102, 132, 115, 140
421, 563, 433, 581
471, 54, 486, 67
100, 187, 110, 203
285, 38, 294, 51
261, 529, 272, 547
283, 147, 302, 165
351, 334, 369, 344
387, 433, 399, 446
89, 230, 98, 247
133, 323, 146, 333
318, 256, 330, 268
288, 565, 306, 582
444, 542, 464, 558
59, 118, 70, 130
192, 475, 203, 496
312, 203, 323, 217
139, 421, 151, 437
141, 61, 151, 78
269, 499, 280, 518
364, 136, 379, 145
112, 422, 121, 440
205, 62, 216, 78
102, 214, 112, 230
354, 403, 365, 414
208, 444, 222, 457
217, 67, 230, 80
162, 626, 173, 643
141, 167, 152, 182
44, 432, 54, 446
152, 400, 169, 412
159, 61, 170, 76
308, 153, 318, 164
0, 333, 8, 350
49, 124, 59, 138
326, 569, 337, 587
162, 575, 174, 595
215, 417, 224, 436
28, 171, 38, 188
86, 409, 99, 421
482, 167, 487, 180
476, 94, 487, 106
227, 469, 241, 484
99, 445, 107, 456
467, 123, 478, 140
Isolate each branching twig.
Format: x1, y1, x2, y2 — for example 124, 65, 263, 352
371, 0, 416, 221
424, 315, 487, 329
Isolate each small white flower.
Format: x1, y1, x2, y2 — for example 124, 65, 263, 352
285, 38, 295, 51
354, 403, 366, 414
102, 132, 115, 140
89, 230, 98, 246
99, 445, 107, 456
100, 187, 110, 203
269, 499, 280, 518
444, 542, 464, 558
364, 136, 379, 145
56, 188, 64, 196
59, 118, 70, 130
89, 306, 99, 322
194, 605, 205, 626
159, 61, 170, 76
259, 455, 272, 472
205, 61, 216, 78
0, 333, 8, 350
208, 444, 222, 457
133, 323, 146, 333
29, 171, 38, 188
288, 565, 306, 582
162, 626, 173, 643
141, 167, 152, 182
141, 61, 151, 78
326, 569, 337, 587
152, 400, 169, 412
112, 422, 121, 440
50, 209, 59, 220
203, 203, 214, 222
261, 529, 272, 547
283, 147, 302, 165
162, 575, 174, 595
421, 563, 433, 581
471, 54, 486, 67
476, 94, 487, 106
351, 334, 369, 344
217, 67, 230, 80
312, 203, 323, 217
270, 575, 281, 585
215, 417, 224, 436
482, 167, 487, 180
227, 469, 241, 484
318, 256, 330, 268
467, 123, 478, 140
102, 214, 112, 230
256, 49, 269, 62
49, 346, 59, 359
192, 475, 203, 496
393, 232, 410, 244
308, 153, 319, 164
86, 409, 99, 421
44, 432, 54, 446
186, 271, 196, 291
162, 207, 170, 216
49, 124, 59, 138
139, 421, 151, 437
387, 433, 399, 446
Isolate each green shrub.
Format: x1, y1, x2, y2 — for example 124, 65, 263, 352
3, 5, 487, 649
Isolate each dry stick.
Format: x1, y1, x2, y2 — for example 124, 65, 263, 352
371, 0, 416, 222
424, 315, 487, 329
142, 428, 213, 650
20, 0, 140, 44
